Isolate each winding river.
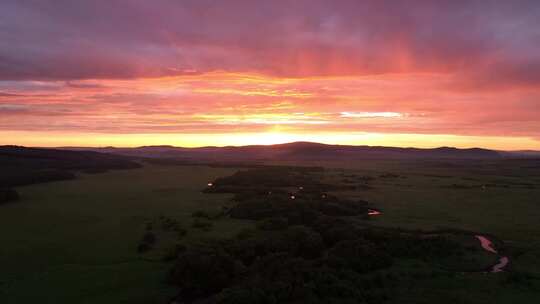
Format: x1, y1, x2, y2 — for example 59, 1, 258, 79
367, 209, 382, 216
475, 235, 509, 273
367, 210, 509, 272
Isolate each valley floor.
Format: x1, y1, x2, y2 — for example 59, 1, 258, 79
1, 159, 539, 303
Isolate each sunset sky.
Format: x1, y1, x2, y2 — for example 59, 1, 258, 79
1, 1, 539, 150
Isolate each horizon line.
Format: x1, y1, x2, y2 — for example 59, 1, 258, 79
3, 141, 538, 153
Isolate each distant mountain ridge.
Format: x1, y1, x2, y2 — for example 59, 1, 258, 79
58, 141, 505, 160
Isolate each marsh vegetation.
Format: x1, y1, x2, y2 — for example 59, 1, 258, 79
1, 155, 540, 303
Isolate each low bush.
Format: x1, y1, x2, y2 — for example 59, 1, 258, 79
168, 246, 246, 299
257, 217, 289, 231
192, 219, 213, 231
142, 232, 156, 245
137, 232, 157, 253
192, 210, 212, 219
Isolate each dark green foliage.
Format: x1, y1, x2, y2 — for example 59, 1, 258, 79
504, 271, 537, 287
0, 169, 76, 188
192, 210, 212, 219
0, 146, 140, 188
208, 166, 322, 190
229, 192, 367, 223
192, 209, 224, 220
164, 165, 511, 303
138, 217, 188, 255
230, 226, 324, 261
217, 286, 276, 304
4, 157, 537, 303
282, 225, 325, 259
137, 232, 156, 253
169, 229, 403, 304
203, 166, 349, 197
155, 215, 187, 238
142, 232, 156, 244
168, 214, 488, 303
205, 167, 370, 225
257, 217, 289, 231
326, 240, 393, 272
364, 232, 463, 260
235, 228, 256, 240
312, 217, 360, 246
168, 224, 411, 303
311, 198, 368, 216
166, 167, 402, 301
192, 218, 213, 230
162, 243, 187, 262
137, 242, 152, 253
160, 217, 184, 232
0, 145, 140, 171
168, 246, 245, 299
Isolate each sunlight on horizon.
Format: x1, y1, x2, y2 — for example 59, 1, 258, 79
1, 131, 538, 150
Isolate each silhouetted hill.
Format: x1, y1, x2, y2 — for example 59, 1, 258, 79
0, 146, 141, 188
59, 141, 503, 161
498, 150, 540, 158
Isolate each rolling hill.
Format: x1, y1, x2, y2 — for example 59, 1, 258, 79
60, 141, 504, 161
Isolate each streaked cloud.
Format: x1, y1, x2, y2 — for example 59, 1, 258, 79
340, 112, 404, 118
0, 1, 539, 149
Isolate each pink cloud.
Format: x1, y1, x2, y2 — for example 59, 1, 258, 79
1, 1, 539, 148
0, 73, 538, 141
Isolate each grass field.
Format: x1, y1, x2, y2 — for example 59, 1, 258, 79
1, 160, 540, 303
272, 159, 540, 302
322, 160, 540, 272
327, 160, 540, 303
0, 165, 252, 304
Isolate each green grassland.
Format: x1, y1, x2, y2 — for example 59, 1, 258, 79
320, 160, 540, 271
1, 159, 540, 303
278, 159, 540, 302
0, 165, 252, 304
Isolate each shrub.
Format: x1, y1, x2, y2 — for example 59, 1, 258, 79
137, 242, 151, 253
192, 219, 213, 231
282, 225, 325, 259
504, 271, 535, 286
257, 217, 288, 231
236, 228, 256, 240
161, 217, 181, 231
192, 210, 212, 219
327, 240, 393, 272
137, 231, 157, 253
176, 227, 187, 238
145, 222, 153, 231
217, 286, 274, 304
142, 232, 156, 245
169, 246, 245, 299
312, 199, 368, 216
162, 243, 187, 261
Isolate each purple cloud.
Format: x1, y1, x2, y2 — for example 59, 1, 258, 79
0, 0, 538, 86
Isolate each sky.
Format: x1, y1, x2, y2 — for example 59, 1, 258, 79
1, 0, 539, 150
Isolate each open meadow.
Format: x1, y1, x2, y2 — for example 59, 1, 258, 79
1, 159, 540, 303
0, 165, 250, 304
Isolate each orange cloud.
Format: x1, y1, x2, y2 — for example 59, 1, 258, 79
1, 71, 539, 149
